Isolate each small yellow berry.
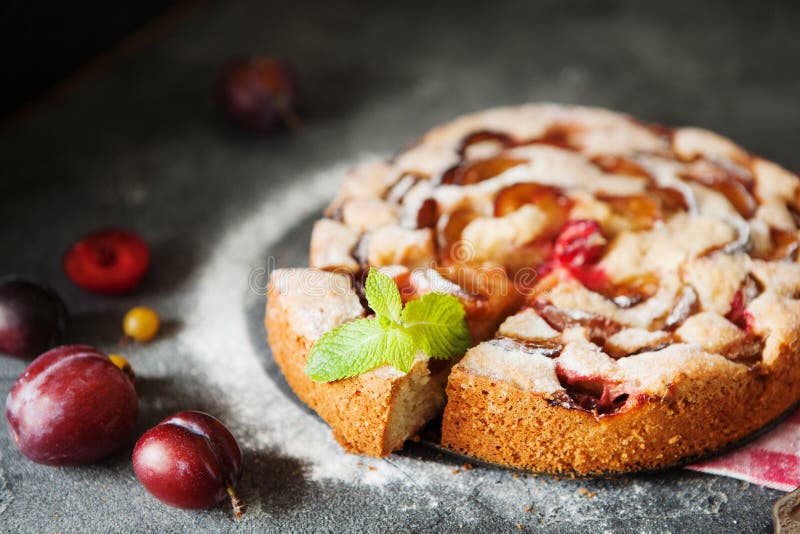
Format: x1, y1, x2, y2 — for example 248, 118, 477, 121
109, 354, 135, 380
123, 306, 160, 342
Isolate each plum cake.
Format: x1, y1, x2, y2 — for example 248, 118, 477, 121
266, 103, 800, 473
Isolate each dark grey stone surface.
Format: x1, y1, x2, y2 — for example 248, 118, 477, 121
1, 0, 798, 532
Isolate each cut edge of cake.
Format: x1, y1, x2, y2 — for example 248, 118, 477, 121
266, 268, 451, 456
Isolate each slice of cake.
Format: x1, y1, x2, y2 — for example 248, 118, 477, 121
267, 264, 519, 455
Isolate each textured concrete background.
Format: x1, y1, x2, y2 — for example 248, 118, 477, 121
1, 0, 799, 532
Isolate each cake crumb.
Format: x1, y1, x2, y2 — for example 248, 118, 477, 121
578, 487, 597, 498
515, 524, 522, 530
452, 468, 461, 475
367, 466, 377, 471
523, 506, 531, 512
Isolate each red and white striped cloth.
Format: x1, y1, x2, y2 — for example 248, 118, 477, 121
686, 408, 800, 492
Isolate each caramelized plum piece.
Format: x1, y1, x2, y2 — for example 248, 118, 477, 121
397, 264, 522, 341
384, 171, 431, 205
501, 238, 554, 280
724, 334, 764, 366
5, 345, 137, 465
726, 276, 762, 330
441, 157, 527, 186
524, 123, 583, 150
393, 267, 485, 311
392, 270, 422, 305
553, 219, 606, 269
789, 205, 800, 229
533, 301, 622, 342
555, 369, 631, 415
603, 337, 671, 359
663, 285, 700, 330
710, 179, 757, 218
493, 182, 571, 222
696, 215, 751, 258
753, 227, 799, 261
349, 268, 371, 310
384, 174, 420, 204
488, 336, 563, 358
424, 265, 490, 322
648, 186, 690, 214
457, 130, 515, 157
680, 160, 757, 218
416, 198, 439, 229
542, 220, 657, 308
641, 121, 674, 141
543, 263, 658, 309
596, 193, 661, 231
585, 273, 660, 309
591, 155, 652, 178
726, 289, 748, 330
350, 236, 371, 271
454, 270, 524, 341
437, 206, 480, 257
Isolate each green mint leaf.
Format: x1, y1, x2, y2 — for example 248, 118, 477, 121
383, 324, 417, 373
364, 268, 402, 323
306, 273, 471, 382
305, 318, 417, 382
401, 292, 472, 359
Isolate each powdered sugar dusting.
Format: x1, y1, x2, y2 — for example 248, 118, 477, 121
182, 156, 452, 490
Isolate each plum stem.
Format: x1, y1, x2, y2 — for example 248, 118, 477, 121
227, 485, 245, 519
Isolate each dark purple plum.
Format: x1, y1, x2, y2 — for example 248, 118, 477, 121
133, 411, 244, 517
0, 277, 68, 359
218, 57, 300, 132
5, 345, 137, 465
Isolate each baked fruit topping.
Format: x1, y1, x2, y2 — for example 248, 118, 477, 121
441, 157, 527, 186
554, 368, 633, 415
266, 104, 800, 474
494, 182, 570, 220
552, 219, 605, 270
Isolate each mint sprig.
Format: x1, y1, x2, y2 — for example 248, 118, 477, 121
305, 269, 472, 382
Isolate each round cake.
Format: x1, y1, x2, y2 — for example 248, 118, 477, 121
266, 103, 800, 474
